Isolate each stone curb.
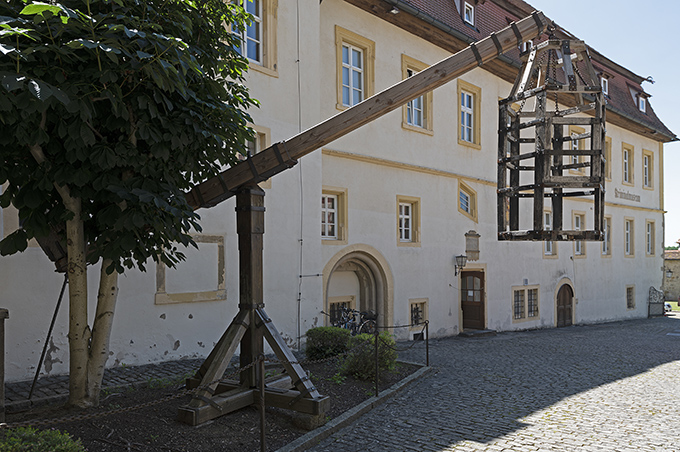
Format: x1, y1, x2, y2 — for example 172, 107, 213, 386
275, 363, 434, 452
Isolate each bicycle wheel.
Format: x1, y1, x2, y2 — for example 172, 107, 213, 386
359, 320, 376, 335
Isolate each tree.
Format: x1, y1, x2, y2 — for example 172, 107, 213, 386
0, 0, 257, 407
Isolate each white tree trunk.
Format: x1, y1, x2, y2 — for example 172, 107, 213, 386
64, 200, 92, 407
86, 261, 119, 406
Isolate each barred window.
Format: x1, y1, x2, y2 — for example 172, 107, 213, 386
513, 286, 539, 322
527, 288, 538, 317
626, 286, 635, 310
513, 290, 525, 320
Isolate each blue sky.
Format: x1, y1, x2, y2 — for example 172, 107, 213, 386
527, 0, 680, 247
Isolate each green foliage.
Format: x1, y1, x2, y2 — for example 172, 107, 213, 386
340, 332, 397, 381
665, 245, 679, 250
305, 326, 351, 361
0, 427, 86, 452
0, 0, 258, 273
328, 372, 346, 384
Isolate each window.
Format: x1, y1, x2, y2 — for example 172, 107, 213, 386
624, 218, 634, 257
335, 26, 375, 110
396, 195, 420, 246
643, 150, 653, 189
600, 76, 609, 95
245, 124, 271, 189
604, 136, 612, 180
626, 286, 635, 310
463, 2, 474, 25
513, 286, 539, 321
322, 187, 347, 244
646, 220, 655, 256
401, 55, 433, 133
461, 91, 473, 142
233, 0, 277, 76
568, 126, 585, 174
321, 194, 338, 239
602, 216, 611, 256
639, 96, 646, 113
399, 203, 412, 241
622, 143, 634, 185
457, 80, 481, 149
409, 298, 428, 330
328, 296, 355, 325
543, 211, 556, 257
458, 180, 477, 222
574, 213, 585, 257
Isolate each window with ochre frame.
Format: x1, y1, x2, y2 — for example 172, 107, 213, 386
335, 26, 375, 110
401, 54, 433, 134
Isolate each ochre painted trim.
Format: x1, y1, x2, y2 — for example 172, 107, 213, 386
322, 148, 496, 187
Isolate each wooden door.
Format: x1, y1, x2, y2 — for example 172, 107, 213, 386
461, 271, 485, 330
556, 284, 573, 327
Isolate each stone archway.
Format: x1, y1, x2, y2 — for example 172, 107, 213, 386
323, 245, 394, 328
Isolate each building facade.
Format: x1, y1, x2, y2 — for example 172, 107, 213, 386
0, 0, 675, 382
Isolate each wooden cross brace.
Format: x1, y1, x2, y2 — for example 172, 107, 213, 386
177, 186, 328, 426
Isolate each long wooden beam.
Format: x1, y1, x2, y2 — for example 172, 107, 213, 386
186, 11, 548, 209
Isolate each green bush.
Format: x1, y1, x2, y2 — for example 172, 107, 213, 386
340, 332, 397, 381
305, 326, 351, 360
0, 427, 85, 452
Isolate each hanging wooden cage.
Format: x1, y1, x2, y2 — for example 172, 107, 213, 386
497, 32, 605, 241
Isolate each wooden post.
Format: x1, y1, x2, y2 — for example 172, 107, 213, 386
236, 185, 266, 388
0, 308, 8, 423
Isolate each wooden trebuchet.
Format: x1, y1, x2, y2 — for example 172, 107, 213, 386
497, 35, 606, 241
186, 11, 549, 210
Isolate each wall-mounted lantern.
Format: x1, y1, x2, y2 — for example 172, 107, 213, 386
455, 254, 468, 276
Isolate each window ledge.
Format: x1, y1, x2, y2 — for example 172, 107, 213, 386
155, 290, 226, 305
249, 63, 278, 78
322, 238, 348, 246
397, 241, 421, 248
402, 122, 434, 136
457, 139, 482, 151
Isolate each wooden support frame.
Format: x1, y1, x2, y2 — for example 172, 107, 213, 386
178, 186, 328, 426
498, 37, 605, 242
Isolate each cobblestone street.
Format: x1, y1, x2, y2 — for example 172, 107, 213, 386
308, 315, 680, 452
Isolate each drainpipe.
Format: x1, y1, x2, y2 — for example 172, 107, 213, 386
0, 308, 8, 423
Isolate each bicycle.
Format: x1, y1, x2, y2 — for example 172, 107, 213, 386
322, 306, 377, 335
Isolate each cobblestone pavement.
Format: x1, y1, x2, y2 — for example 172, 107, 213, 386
309, 315, 680, 452
5, 358, 203, 412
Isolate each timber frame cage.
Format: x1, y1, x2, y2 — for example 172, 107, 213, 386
497, 31, 606, 242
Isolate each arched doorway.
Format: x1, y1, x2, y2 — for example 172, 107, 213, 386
556, 284, 573, 327
323, 245, 393, 328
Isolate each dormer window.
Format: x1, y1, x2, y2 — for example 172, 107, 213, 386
464, 2, 475, 26
638, 96, 646, 113
600, 76, 609, 95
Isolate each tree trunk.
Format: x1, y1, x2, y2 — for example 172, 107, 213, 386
85, 261, 119, 406
64, 201, 92, 407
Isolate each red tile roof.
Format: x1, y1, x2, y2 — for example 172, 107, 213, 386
394, 0, 676, 141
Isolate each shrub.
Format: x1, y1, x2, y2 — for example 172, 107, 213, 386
0, 427, 85, 452
305, 326, 351, 360
340, 332, 397, 381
